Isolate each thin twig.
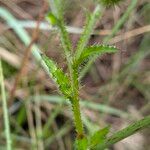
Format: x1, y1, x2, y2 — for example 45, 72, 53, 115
109, 25, 150, 44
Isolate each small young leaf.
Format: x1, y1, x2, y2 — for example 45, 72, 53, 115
46, 12, 58, 26
75, 44, 117, 67
75, 137, 88, 150
42, 54, 72, 99
89, 126, 110, 148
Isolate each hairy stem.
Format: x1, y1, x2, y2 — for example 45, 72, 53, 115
99, 115, 150, 149
50, 0, 84, 138
69, 5, 103, 138
70, 65, 84, 138
71, 97, 84, 138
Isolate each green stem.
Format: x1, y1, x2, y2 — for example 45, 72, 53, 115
99, 115, 150, 149
71, 97, 84, 138
0, 59, 12, 150
48, 0, 84, 138
70, 5, 103, 139
70, 66, 84, 138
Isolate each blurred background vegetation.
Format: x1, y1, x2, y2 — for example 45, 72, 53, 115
0, 0, 150, 149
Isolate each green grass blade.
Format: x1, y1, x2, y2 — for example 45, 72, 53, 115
0, 7, 49, 75
0, 59, 12, 150
98, 115, 150, 149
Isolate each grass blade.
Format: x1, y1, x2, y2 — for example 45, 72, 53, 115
0, 7, 49, 75
0, 59, 12, 150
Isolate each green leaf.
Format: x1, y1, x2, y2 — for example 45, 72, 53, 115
75, 137, 88, 150
42, 54, 72, 99
75, 44, 117, 67
89, 126, 110, 148
46, 12, 58, 26
98, 115, 150, 149
75, 5, 101, 60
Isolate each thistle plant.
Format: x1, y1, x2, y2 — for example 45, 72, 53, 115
40, 0, 150, 149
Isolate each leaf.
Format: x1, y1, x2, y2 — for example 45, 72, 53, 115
75, 44, 117, 67
46, 12, 58, 26
42, 54, 72, 99
75, 6, 101, 60
75, 137, 88, 150
98, 115, 150, 149
89, 126, 110, 148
